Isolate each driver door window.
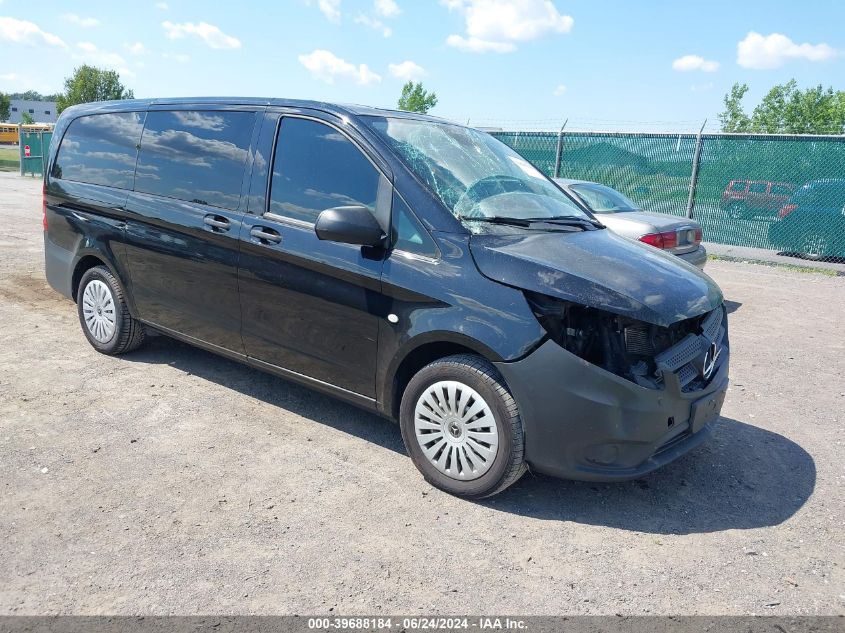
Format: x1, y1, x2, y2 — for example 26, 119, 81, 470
269, 118, 380, 223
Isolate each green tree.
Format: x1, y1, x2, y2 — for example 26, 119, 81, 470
9, 91, 61, 101
0, 93, 10, 122
718, 83, 752, 133
56, 65, 134, 114
20, 111, 34, 125
719, 80, 845, 134
397, 81, 438, 114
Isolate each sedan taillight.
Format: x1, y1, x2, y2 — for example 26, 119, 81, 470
639, 230, 678, 249
778, 203, 798, 219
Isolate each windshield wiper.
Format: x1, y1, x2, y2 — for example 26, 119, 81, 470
457, 215, 534, 227
529, 216, 605, 230
457, 215, 603, 231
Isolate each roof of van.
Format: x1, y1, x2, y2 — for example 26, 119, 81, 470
60, 97, 455, 124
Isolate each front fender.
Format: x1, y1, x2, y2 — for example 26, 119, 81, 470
375, 233, 546, 416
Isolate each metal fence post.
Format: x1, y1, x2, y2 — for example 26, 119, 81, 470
553, 119, 568, 178
685, 119, 707, 219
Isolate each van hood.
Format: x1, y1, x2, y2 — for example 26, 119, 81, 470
469, 228, 722, 327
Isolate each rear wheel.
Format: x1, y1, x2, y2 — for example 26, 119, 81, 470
399, 354, 526, 498
77, 266, 145, 355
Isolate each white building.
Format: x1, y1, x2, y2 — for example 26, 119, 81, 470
8, 100, 58, 124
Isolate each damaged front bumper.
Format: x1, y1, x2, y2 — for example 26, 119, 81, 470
494, 333, 729, 481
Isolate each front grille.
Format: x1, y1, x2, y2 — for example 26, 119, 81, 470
702, 306, 722, 341
654, 307, 725, 390
655, 333, 705, 373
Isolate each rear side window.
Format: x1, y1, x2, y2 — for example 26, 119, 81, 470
729, 181, 747, 192
771, 184, 792, 195
52, 112, 145, 189
135, 110, 255, 210
269, 117, 380, 223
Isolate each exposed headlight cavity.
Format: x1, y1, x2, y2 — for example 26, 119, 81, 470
524, 291, 709, 389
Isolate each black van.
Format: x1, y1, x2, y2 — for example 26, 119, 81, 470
43, 98, 729, 498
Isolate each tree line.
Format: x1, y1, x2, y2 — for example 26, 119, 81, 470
719, 80, 845, 135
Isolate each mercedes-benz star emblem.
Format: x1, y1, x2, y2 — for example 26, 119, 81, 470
702, 342, 719, 379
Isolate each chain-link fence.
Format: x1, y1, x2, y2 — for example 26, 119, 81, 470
491, 130, 845, 260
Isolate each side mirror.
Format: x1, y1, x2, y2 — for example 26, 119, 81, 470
315, 205, 385, 247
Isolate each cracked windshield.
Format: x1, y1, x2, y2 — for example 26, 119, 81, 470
365, 117, 591, 228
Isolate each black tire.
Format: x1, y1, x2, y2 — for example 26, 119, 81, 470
77, 265, 145, 355
399, 354, 526, 498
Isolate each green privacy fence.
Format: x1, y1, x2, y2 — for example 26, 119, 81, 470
491, 130, 845, 260
19, 129, 52, 177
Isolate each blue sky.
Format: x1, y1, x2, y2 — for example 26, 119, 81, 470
1, 0, 843, 131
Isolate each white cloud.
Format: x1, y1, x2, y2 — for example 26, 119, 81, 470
375, 0, 400, 17
298, 49, 381, 85
162, 52, 190, 63
309, 0, 342, 23
125, 41, 147, 56
355, 0, 400, 36
446, 34, 514, 53
388, 60, 425, 81
443, 0, 573, 54
552, 84, 566, 96
355, 13, 391, 37
62, 13, 101, 27
0, 16, 66, 47
737, 31, 837, 69
0, 72, 17, 81
672, 54, 719, 72
162, 21, 241, 49
155, 2, 169, 9
75, 42, 134, 77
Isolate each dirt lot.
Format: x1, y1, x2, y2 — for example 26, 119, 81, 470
0, 171, 842, 615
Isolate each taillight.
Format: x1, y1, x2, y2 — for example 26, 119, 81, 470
778, 203, 798, 219
639, 230, 678, 249
42, 182, 48, 230
694, 228, 702, 243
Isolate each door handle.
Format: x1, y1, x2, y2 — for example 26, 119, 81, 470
250, 226, 282, 244
204, 215, 230, 231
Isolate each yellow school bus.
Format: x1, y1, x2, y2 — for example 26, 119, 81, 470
0, 124, 19, 144
0, 124, 54, 144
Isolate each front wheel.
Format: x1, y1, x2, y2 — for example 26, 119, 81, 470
77, 265, 146, 355
399, 354, 526, 498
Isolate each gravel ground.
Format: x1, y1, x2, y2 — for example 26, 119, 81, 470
0, 171, 842, 615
